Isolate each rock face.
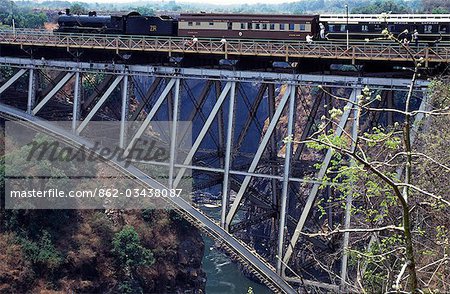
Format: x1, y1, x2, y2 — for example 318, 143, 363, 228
0, 209, 206, 294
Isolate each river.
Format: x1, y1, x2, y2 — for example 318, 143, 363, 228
201, 206, 271, 294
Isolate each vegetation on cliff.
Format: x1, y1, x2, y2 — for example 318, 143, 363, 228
0, 124, 206, 293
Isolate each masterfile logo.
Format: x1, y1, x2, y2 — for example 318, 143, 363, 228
4, 121, 192, 209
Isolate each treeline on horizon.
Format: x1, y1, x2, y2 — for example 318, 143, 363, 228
1, 0, 450, 29
9, 0, 450, 14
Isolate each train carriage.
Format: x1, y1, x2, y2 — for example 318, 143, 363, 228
178, 13, 319, 40
320, 14, 450, 41
55, 10, 450, 44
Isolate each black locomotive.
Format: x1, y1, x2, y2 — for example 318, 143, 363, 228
55, 9, 178, 36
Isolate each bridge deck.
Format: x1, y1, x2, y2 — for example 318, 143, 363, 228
1, 29, 449, 65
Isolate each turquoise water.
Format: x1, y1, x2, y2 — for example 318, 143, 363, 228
200, 205, 271, 294
203, 236, 272, 294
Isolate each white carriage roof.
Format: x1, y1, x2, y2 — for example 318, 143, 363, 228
320, 14, 450, 24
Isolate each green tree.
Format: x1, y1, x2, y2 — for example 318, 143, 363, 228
112, 225, 154, 269
287, 30, 449, 292
132, 6, 155, 16
422, 0, 450, 13
352, 0, 410, 13
20, 230, 62, 271
431, 7, 449, 14
70, 3, 87, 15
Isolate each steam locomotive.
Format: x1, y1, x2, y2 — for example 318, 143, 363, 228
55, 10, 178, 36
55, 9, 450, 42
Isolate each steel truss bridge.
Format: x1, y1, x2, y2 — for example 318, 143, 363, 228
1, 29, 450, 66
0, 56, 429, 293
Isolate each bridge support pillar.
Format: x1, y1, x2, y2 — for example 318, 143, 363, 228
268, 83, 279, 243
119, 71, 129, 148
225, 84, 292, 231
27, 68, 36, 114
168, 78, 180, 188
276, 84, 297, 274
220, 81, 236, 229
340, 85, 362, 287
282, 85, 360, 275
72, 70, 81, 132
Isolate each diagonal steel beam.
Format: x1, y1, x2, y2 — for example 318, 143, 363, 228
82, 75, 114, 110
33, 71, 74, 115
282, 87, 359, 270
39, 71, 68, 100
229, 177, 273, 210
76, 75, 123, 134
293, 89, 324, 162
178, 80, 213, 145
230, 210, 276, 233
225, 85, 292, 231
173, 81, 232, 188
235, 83, 268, 152
130, 77, 162, 121
124, 78, 176, 156
0, 68, 27, 94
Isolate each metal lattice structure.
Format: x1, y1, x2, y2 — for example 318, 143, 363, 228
0, 56, 430, 293
0, 29, 449, 65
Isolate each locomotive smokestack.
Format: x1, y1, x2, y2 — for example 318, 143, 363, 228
66, 8, 70, 15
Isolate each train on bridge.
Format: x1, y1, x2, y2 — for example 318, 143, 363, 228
55, 9, 450, 43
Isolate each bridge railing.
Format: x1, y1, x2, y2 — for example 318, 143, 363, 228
1, 28, 450, 63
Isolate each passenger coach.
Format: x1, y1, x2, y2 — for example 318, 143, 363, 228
320, 14, 450, 41
178, 13, 319, 40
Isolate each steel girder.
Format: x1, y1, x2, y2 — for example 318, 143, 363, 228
0, 57, 430, 292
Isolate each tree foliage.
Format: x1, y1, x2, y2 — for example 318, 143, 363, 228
290, 30, 450, 292
421, 0, 450, 13
351, 0, 410, 13
112, 225, 155, 269
69, 3, 87, 15
0, 0, 47, 28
